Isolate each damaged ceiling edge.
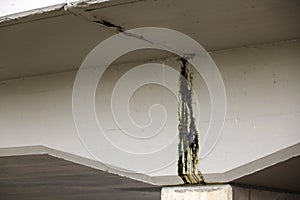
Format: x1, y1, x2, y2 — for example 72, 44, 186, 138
66, 6, 124, 33
0, 0, 126, 35
0, 0, 109, 24
0, 0, 153, 37
0, 3, 66, 24
0, 0, 147, 25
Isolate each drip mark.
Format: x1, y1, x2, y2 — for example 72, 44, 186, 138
177, 58, 205, 184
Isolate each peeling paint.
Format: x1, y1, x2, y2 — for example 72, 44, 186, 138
0, 4, 66, 23
177, 58, 205, 184
67, 0, 109, 8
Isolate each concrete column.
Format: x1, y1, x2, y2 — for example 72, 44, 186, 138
161, 184, 300, 200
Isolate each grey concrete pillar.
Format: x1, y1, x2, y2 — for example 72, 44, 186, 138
161, 184, 300, 200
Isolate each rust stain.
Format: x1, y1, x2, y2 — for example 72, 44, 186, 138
177, 58, 205, 184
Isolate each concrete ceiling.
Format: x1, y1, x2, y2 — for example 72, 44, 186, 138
1, 154, 299, 199
0, 154, 161, 200
89, 0, 300, 50
233, 155, 300, 193
0, 0, 299, 81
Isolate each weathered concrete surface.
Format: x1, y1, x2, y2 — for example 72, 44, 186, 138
1, 40, 299, 185
0, 0, 110, 22
162, 185, 300, 200
161, 185, 233, 200
0, 0, 299, 191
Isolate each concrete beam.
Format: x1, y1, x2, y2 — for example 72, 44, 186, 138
161, 185, 300, 200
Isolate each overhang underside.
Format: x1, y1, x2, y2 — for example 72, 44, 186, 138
0, 154, 162, 200
0, 0, 299, 81
0, 149, 299, 199
233, 155, 300, 193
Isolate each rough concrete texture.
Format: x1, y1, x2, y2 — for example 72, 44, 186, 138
161, 185, 232, 200
161, 185, 300, 200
